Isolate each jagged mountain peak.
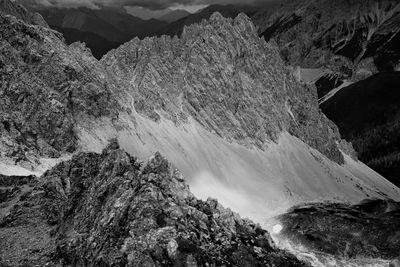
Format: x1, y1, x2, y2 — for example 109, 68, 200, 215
102, 12, 344, 165
180, 11, 256, 40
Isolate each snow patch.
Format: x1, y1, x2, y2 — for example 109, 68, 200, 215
319, 80, 352, 104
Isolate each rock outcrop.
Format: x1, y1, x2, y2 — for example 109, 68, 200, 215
0, 0, 47, 27
275, 199, 400, 262
0, 142, 307, 266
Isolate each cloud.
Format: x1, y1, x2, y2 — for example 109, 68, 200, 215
21, 0, 274, 10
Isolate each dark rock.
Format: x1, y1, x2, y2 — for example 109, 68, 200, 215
0, 174, 36, 187
276, 199, 400, 260
390, 258, 400, 267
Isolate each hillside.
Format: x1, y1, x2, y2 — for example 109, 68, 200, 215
159, 9, 191, 23
321, 72, 400, 187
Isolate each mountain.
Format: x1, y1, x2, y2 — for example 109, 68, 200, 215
1, 0, 400, 264
158, 9, 191, 23
3, 0, 398, 218
124, 6, 171, 20
321, 72, 400, 187
158, 4, 260, 37
36, 7, 167, 42
252, 0, 400, 188
253, 0, 400, 98
26, 6, 167, 58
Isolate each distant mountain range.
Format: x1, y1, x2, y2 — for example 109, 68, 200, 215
159, 4, 260, 37
158, 9, 191, 23
36, 7, 167, 43
25, 6, 167, 58
124, 6, 189, 22
22, 4, 262, 59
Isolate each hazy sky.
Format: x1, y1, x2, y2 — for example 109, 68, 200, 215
21, 0, 272, 11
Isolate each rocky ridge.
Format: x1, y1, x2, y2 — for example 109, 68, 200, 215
0, 141, 307, 266
102, 12, 345, 163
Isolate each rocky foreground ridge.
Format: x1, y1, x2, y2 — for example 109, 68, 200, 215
0, 141, 306, 266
